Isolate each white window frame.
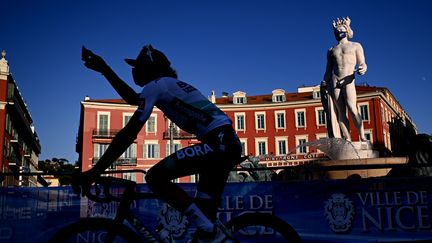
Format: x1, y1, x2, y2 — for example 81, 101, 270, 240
123, 172, 136, 182
94, 143, 109, 159
190, 174, 197, 183
233, 91, 247, 104
295, 109, 306, 128
274, 110, 286, 129
255, 112, 266, 131
364, 129, 373, 143
166, 141, 182, 156
358, 102, 370, 122
295, 135, 309, 154
143, 140, 160, 159
97, 111, 111, 131
146, 114, 157, 133
275, 136, 288, 155
315, 133, 327, 153
255, 137, 268, 156
315, 107, 326, 126
235, 112, 246, 131
271, 89, 286, 102
121, 143, 137, 159
123, 112, 133, 127
239, 138, 248, 156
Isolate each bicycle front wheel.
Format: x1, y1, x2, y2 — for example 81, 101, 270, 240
225, 213, 302, 243
49, 217, 142, 243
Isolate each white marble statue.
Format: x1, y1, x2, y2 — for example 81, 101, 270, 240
321, 17, 367, 141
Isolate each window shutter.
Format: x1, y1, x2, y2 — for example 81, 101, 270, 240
155, 144, 160, 158
166, 143, 170, 156
94, 144, 99, 158
143, 144, 147, 159
132, 143, 137, 157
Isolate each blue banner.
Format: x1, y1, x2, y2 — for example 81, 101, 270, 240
1, 177, 432, 242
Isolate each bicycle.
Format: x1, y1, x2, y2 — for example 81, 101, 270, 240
49, 170, 302, 243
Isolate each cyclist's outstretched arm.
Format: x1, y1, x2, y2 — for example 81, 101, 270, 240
82, 46, 140, 105
87, 111, 145, 176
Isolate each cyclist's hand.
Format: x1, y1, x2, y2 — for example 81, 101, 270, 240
72, 171, 96, 197
81, 46, 110, 74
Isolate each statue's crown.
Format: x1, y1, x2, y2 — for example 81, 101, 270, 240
332, 17, 351, 29
332, 16, 353, 38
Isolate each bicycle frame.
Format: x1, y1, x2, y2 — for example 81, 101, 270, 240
96, 178, 166, 242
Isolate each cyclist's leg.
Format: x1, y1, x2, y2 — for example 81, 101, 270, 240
145, 143, 219, 233
145, 125, 241, 213
195, 125, 242, 221
145, 125, 241, 235
145, 149, 202, 211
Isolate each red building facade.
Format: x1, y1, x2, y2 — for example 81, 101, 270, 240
0, 51, 41, 187
76, 85, 415, 183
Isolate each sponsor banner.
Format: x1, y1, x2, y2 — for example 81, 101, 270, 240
1, 177, 432, 242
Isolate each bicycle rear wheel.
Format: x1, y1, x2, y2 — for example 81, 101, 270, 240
49, 218, 142, 243
225, 213, 302, 243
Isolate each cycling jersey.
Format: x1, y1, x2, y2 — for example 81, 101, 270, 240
136, 77, 232, 139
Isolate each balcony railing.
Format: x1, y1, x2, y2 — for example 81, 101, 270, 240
93, 157, 137, 166
92, 129, 120, 138
163, 130, 196, 139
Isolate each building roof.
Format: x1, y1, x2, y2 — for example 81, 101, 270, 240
84, 85, 387, 105
215, 85, 386, 105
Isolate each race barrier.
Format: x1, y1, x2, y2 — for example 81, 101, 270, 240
1, 176, 432, 242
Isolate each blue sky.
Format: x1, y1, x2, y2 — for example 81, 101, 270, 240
3, 0, 432, 163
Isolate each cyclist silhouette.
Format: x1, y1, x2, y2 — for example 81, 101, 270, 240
80, 45, 242, 242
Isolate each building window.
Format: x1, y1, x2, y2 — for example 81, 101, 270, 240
298, 139, 307, 154
255, 138, 268, 156
272, 89, 286, 102
5, 113, 12, 133
166, 143, 182, 156
258, 141, 266, 155
316, 109, 326, 126
278, 140, 287, 155
295, 110, 306, 128
146, 115, 157, 133
241, 142, 246, 156
256, 113, 266, 130
275, 112, 285, 129
122, 143, 136, 160
124, 114, 132, 125
296, 136, 308, 154
190, 174, 197, 183
359, 104, 369, 121
276, 138, 288, 155
240, 139, 248, 156
144, 143, 160, 159
235, 97, 246, 104
274, 95, 284, 102
315, 133, 327, 153
97, 112, 110, 134
364, 130, 372, 142
94, 143, 109, 159
94, 143, 115, 169
123, 172, 136, 182
235, 113, 245, 131
233, 91, 247, 104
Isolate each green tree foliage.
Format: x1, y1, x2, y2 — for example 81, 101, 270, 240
38, 158, 78, 186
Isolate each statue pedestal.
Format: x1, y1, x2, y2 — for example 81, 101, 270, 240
351, 141, 379, 159
315, 157, 408, 179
